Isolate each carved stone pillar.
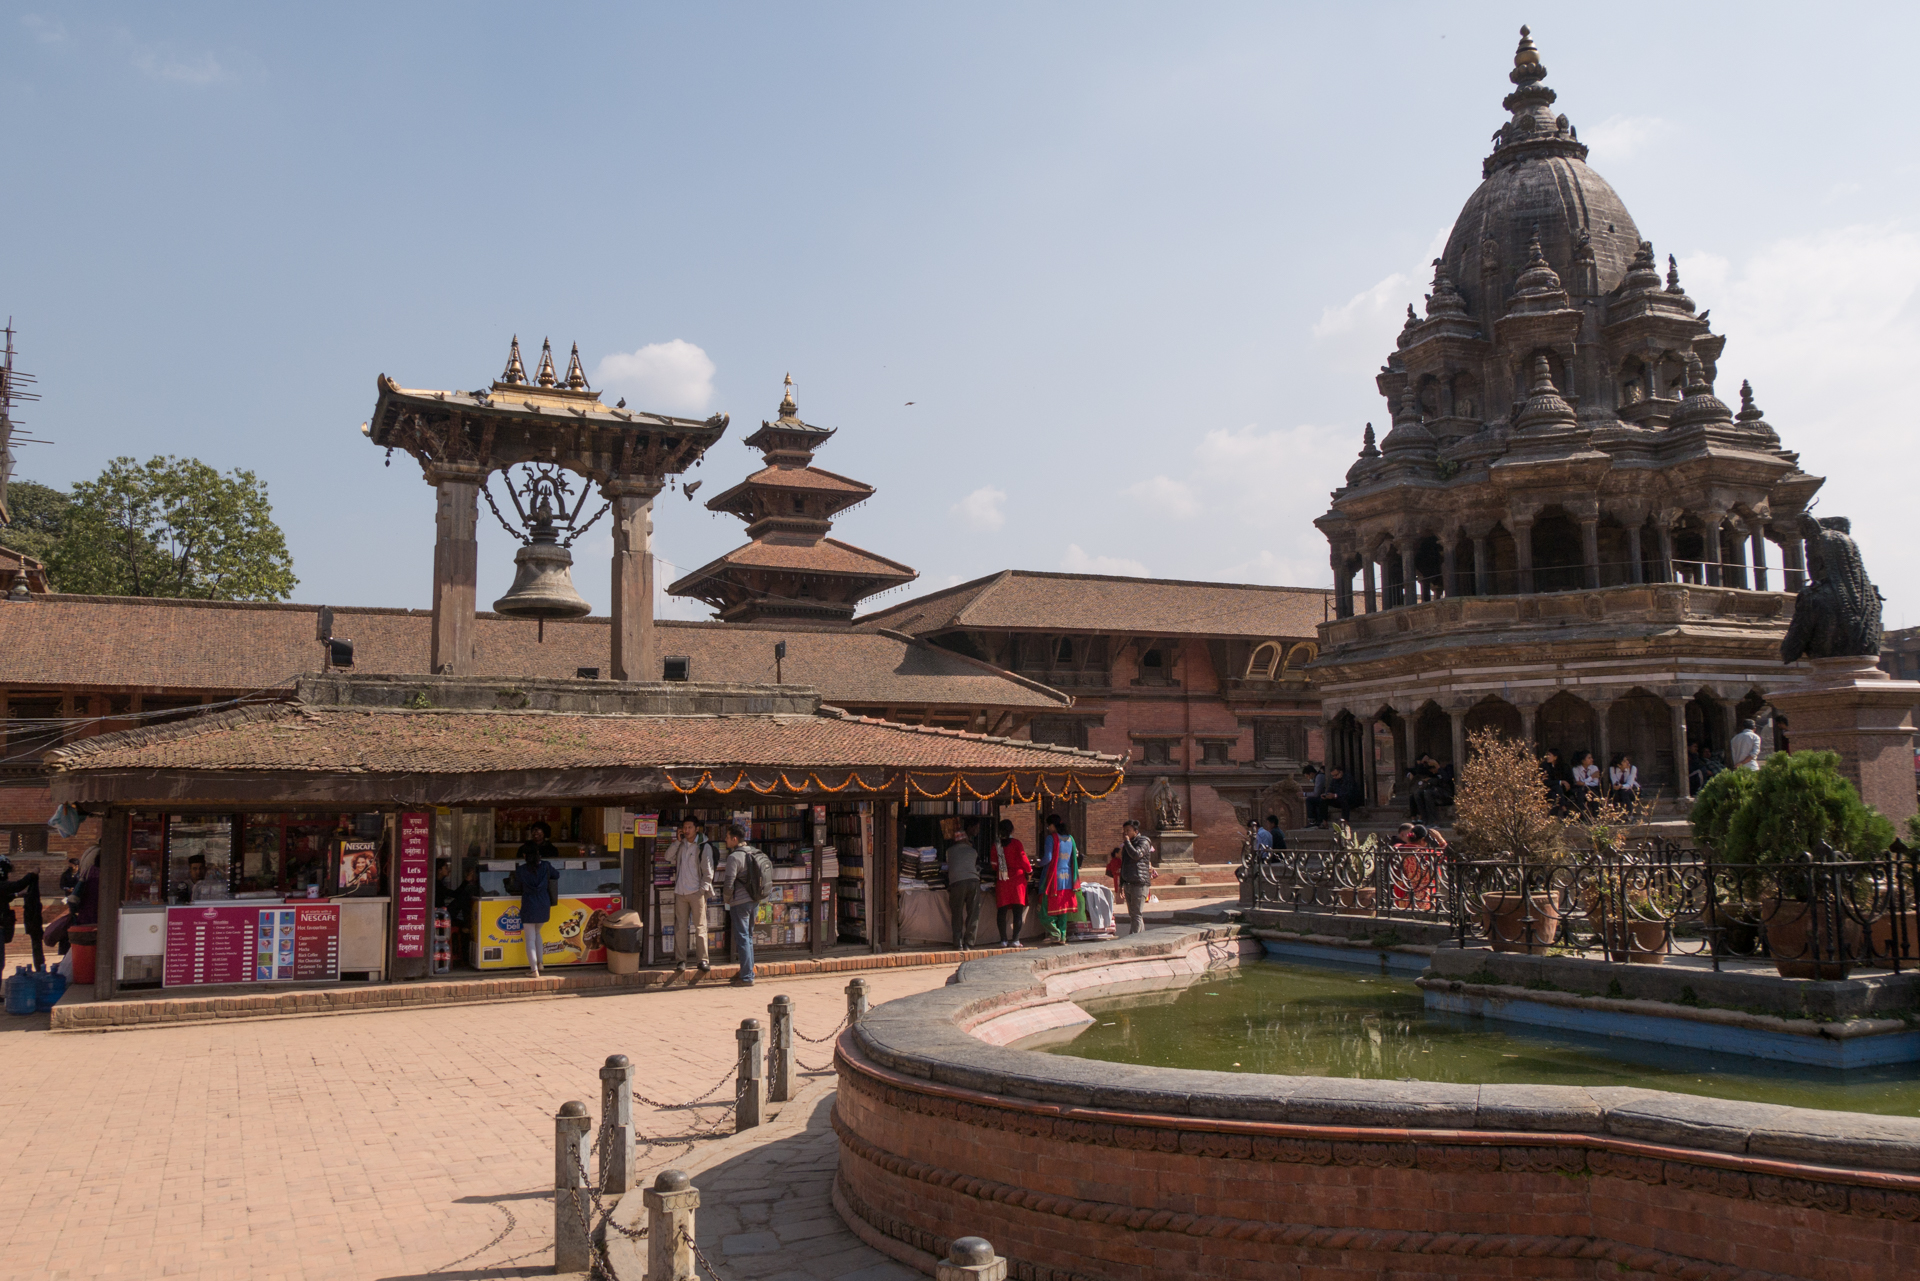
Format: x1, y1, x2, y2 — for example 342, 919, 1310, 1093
1748, 517, 1769, 592
606, 478, 664, 682
1448, 708, 1467, 769
1625, 524, 1644, 585
1512, 519, 1535, 595
1471, 535, 1489, 597
1442, 538, 1457, 598
1666, 697, 1692, 799
1591, 699, 1613, 777
1724, 524, 1750, 590
1519, 702, 1539, 750
427, 466, 484, 675
1702, 512, 1727, 587
1331, 549, 1352, 619
1400, 544, 1418, 607
1656, 515, 1678, 584
1362, 555, 1377, 614
1580, 518, 1601, 590
1782, 533, 1807, 593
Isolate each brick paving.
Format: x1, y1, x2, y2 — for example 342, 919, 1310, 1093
0, 966, 955, 1281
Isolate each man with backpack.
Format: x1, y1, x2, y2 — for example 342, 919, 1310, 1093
718, 823, 772, 987
663, 818, 715, 973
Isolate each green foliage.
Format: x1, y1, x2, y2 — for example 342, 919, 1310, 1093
47, 456, 296, 600
1697, 756, 1889, 868
0, 479, 73, 573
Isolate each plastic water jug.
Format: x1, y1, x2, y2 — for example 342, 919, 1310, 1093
4, 967, 37, 1016
34, 968, 67, 1013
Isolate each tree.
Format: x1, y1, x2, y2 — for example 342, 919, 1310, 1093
0, 479, 72, 572
50, 456, 297, 600
1690, 750, 1896, 865
1450, 728, 1567, 861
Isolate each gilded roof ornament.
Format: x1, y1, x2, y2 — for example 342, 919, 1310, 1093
564, 343, 589, 391
499, 335, 527, 386
779, 372, 797, 417
535, 339, 558, 388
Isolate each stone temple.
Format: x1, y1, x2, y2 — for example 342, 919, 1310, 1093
1312, 26, 1823, 804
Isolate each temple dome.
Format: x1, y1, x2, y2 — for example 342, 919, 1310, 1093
1441, 156, 1640, 310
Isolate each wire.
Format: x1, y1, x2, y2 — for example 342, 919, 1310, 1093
0, 676, 302, 765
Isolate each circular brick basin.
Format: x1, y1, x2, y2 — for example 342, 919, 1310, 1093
832, 926, 1920, 1280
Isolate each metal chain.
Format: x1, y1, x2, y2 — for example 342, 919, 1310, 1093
560, 499, 612, 547
480, 478, 531, 544
428, 1202, 517, 1274
568, 1145, 615, 1280
790, 1013, 847, 1045
682, 1222, 730, 1280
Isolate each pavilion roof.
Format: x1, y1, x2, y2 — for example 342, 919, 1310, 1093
857, 569, 1333, 640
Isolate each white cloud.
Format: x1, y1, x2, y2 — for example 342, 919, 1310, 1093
951, 485, 1007, 531
131, 44, 228, 86
1311, 271, 1412, 341
1063, 544, 1149, 577
594, 340, 716, 416
1581, 114, 1671, 162
21, 15, 66, 43
1120, 475, 1198, 518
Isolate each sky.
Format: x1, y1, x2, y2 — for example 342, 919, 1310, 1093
3, 3, 1918, 627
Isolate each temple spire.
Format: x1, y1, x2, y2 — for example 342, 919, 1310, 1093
535, 339, 558, 387
564, 342, 589, 391
1486, 24, 1585, 176
779, 372, 797, 417
499, 335, 527, 385
1515, 354, 1578, 431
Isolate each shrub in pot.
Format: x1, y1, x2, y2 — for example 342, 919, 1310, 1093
1454, 729, 1570, 952
1689, 751, 1893, 978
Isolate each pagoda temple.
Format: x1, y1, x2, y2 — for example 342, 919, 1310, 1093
668, 376, 915, 624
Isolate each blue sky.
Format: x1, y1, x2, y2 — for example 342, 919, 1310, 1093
5, 3, 1919, 626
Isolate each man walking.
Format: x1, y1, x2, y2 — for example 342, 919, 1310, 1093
1117, 820, 1154, 935
945, 819, 982, 951
663, 818, 714, 973
717, 823, 763, 986
1730, 718, 1763, 772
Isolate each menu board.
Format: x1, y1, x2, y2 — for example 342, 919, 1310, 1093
395, 812, 431, 959
164, 903, 341, 987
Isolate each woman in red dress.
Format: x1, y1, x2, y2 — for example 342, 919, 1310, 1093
992, 818, 1032, 948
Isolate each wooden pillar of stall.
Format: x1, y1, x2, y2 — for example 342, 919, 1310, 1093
96, 809, 127, 1000
809, 804, 827, 957
875, 800, 901, 950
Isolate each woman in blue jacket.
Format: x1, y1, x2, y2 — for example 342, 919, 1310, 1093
513, 822, 559, 976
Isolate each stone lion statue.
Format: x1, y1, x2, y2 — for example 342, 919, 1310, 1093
1782, 514, 1884, 663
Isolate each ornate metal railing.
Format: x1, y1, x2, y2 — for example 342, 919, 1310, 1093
1244, 839, 1920, 973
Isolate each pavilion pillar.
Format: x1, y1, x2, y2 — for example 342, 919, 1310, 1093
1725, 525, 1750, 590
1400, 544, 1418, 607
1592, 699, 1613, 777
1331, 549, 1352, 619
1519, 702, 1539, 751
1512, 519, 1534, 594
1580, 517, 1601, 590
1782, 534, 1807, 593
1703, 512, 1726, 587
1471, 535, 1489, 596
1441, 538, 1458, 598
607, 479, 663, 683
1666, 697, 1692, 799
1748, 517, 1769, 591
1362, 556, 1377, 614
1448, 708, 1467, 768
427, 467, 483, 675
1625, 524, 1644, 584
1655, 518, 1676, 584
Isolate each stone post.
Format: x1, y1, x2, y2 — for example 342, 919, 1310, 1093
846, 977, 870, 1025
936, 1237, 1009, 1281
553, 1101, 592, 1275
426, 466, 483, 675
1625, 524, 1644, 584
644, 1169, 701, 1281
598, 1053, 633, 1195
1579, 517, 1601, 590
606, 478, 663, 683
767, 994, 795, 1104
1666, 697, 1693, 799
1512, 519, 1534, 594
1748, 517, 1769, 591
735, 1018, 766, 1131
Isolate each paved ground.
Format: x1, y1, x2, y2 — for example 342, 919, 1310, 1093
0, 966, 955, 1281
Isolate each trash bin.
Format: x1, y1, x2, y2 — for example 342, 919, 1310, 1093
602, 909, 642, 974
69, 925, 97, 985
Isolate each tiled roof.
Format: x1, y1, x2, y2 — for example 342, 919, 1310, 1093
667, 537, 917, 589
711, 465, 873, 499
46, 701, 1121, 778
857, 570, 1332, 640
0, 595, 1057, 708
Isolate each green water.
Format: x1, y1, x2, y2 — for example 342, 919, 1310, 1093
1036, 961, 1920, 1117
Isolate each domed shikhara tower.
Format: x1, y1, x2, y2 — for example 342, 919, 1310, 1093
667, 376, 916, 624
1312, 27, 1823, 802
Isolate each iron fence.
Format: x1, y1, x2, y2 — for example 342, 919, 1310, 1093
1244, 838, 1920, 973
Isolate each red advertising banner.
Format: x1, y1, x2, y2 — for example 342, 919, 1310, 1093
396, 812, 432, 959
165, 903, 341, 988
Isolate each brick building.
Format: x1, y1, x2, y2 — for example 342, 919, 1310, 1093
858, 570, 1331, 860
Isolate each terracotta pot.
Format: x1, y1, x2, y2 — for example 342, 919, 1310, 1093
1868, 910, 1920, 969
1707, 903, 1759, 957
1482, 892, 1560, 955
1761, 897, 1861, 979
1334, 886, 1377, 916
1598, 916, 1670, 964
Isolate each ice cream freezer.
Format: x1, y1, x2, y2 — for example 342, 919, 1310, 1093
470, 859, 624, 970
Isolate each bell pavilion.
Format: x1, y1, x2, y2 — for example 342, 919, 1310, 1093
1312, 26, 1824, 803
667, 376, 916, 623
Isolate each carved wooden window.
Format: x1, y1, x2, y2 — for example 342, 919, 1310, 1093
1199, 740, 1232, 765
1253, 718, 1307, 762
1056, 637, 1074, 664
1139, 739, 1176, 766
1030, 717, 1089, 751
1246, 642, 1282, 679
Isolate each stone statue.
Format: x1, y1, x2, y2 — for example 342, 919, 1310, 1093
1782, 513, 1885, 662
1146, 776, 1185, 832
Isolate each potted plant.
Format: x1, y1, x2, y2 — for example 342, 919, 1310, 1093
1690, 751, 1893, 979
1578, 861, 1680, 963
1453, 729, 1570, 953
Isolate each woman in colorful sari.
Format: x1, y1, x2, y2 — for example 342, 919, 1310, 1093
1039, 813, 1081, 944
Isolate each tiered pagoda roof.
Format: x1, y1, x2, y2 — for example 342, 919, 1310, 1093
667, 376, 916, 624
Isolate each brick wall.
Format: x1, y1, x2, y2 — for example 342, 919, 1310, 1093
835, 1055, 1920, 1281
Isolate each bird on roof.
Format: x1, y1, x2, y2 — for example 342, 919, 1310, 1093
616, 398, 626, 408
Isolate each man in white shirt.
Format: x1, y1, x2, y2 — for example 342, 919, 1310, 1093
1729, 718, 1763, 772
663, 819, 714, 972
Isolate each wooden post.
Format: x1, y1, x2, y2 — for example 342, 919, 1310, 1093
95, 809, 126, 1000
607, 481, 661, 682
427, 469, 481, 675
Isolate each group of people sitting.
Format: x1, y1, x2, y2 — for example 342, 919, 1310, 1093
1538, 747, 1643, 815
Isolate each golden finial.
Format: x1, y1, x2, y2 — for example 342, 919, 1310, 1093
779, 372, 797, 416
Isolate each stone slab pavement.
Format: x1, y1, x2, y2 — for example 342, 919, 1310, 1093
0, 966, 955, 1281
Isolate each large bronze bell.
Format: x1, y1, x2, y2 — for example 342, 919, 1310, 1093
493, 498, 592, 627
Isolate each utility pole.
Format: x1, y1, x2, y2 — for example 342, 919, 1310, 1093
0, 319, 44, 528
